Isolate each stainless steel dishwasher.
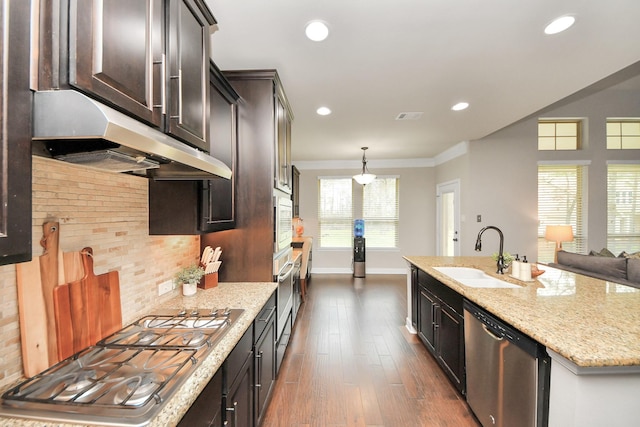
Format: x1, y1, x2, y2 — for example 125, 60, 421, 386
463, 300, 550, 427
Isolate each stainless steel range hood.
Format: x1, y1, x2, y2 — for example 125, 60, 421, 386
33, 90, 232, 180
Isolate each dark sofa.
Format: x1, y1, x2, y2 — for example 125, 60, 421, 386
549, 250, 640, 289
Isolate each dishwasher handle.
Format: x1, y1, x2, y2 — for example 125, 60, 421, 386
482, 324, 504, 341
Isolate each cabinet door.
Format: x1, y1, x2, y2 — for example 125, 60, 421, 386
70, 0, 163, 127
411, 267, 418, 330
201, 63, 238, 232
0, 0, 31, 265
291, 165, 300, 217
274, 93, 291, 192
166, 0, 213, 151
177, 367, 223, 426
438, 304, 465, 393
255, 316, 276, 425
418, 287, 437, 353
226, 354, 254, 427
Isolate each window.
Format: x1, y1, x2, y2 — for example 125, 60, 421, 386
607, 119, 640, 149
607, 164, 640, 253
318, 178, 352, 248
537, 165, 586, 262
538, 120, 581, 150
318, 176, 400, 249
363, 177, 399, 248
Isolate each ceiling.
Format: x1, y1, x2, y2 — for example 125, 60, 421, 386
204, 0, 640, 163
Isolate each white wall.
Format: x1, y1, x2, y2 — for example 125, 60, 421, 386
295, 166, 434, 274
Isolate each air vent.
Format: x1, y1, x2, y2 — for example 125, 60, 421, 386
395, 112, 423, 121
54, 150, 160, 173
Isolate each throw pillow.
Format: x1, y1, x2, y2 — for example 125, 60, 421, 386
599, 248, 615, 257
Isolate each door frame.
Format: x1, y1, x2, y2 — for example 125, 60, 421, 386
436, 179, 461, 256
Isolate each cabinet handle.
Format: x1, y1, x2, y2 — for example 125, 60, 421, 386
226, 401, 238, 427
153, 54, 166, 114
258, 306, 276, 323
256, 351, 263, 388
169, 69, 181, 119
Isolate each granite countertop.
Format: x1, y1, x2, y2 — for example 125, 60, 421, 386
0, 281, 277, 427
405, 256, 640, 369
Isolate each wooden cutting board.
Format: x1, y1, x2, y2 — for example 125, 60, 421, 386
38, 222, 60, 364
15, 256, 48, 377
54, 247, 122, 360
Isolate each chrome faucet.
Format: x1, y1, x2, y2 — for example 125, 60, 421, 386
475, 226, 506, 274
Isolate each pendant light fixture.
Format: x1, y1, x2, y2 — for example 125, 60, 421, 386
353, 147, 376, 185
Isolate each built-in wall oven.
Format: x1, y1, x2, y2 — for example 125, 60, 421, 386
274, 194, 293, 254
273, 190, 293, 370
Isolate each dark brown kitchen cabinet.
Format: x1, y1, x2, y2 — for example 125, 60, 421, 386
254, 293, 276, 426
165, 0, 214, 150
226, 325, 254, 427
69, 0, 163, 128
291, 165, 300, 217
200, 62, 239, 232
177, 367, 223, 426
0, 0, 32, 265
202, 70, 294, 282
415, 268, 466, 394
148, 61, 238, 235
40, 0, 214, 151
418, 285, 438, 354
275, 92, 293, 193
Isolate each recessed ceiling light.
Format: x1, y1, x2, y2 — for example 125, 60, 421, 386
451, 102, 469, 111
317, 106, 331, 116
544, 15, 575, 35
305, 20, 329, 42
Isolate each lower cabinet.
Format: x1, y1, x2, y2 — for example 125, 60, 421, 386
254, 294, 276, 425
178, 292, 277, 427
226, 351, 254, 427
276, 310, 292, 375
177, 367, 223, 426
414, 267, 466, 394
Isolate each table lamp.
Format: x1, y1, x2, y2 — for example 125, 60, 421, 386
545, 225, 574, 263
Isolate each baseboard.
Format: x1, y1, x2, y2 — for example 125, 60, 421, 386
310, 268, 407, 275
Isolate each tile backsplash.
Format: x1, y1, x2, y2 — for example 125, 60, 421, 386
0, 156, 199, 389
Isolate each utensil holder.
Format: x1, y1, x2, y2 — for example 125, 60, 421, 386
199, 272, 218, 289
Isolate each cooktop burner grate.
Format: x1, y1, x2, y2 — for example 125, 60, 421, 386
0, 308, 245, 426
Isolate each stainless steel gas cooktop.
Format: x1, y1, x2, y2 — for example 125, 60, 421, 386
0, 308, 244, 426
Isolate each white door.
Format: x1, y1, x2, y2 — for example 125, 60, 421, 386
436, 180, 461, 256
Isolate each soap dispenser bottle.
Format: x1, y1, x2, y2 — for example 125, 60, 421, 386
511, 254, 521, 278
520, 255, 532, 281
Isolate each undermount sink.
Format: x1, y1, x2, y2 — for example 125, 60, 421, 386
433, 267, 521, 289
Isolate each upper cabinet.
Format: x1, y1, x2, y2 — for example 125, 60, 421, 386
275, 89, 293, 193
69, 0, 163, 129
200, 62, 240, 232
39, 0, 215, 151
149, 61, 239, 235
0, 0, 32, 265
165, 0, 213, 151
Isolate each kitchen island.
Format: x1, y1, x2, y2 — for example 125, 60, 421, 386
0, 281, 277, 427
405, 256, 640, 427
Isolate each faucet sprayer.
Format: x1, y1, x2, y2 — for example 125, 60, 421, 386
475, 226, 506, 274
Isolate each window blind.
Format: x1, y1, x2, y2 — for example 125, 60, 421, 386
537, 165, 585, 262
607, 164, 640, 254
318, 177, 353, 248
363, 177, 399, 248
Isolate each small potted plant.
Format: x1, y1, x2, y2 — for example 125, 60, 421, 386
174, 264, 205, 296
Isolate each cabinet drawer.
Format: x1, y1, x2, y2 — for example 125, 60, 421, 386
418, 269, 463, 315
255, 292, 276, 343
226, 324, 253, 390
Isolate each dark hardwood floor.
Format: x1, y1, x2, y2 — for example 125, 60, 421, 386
262, 274, 480, 427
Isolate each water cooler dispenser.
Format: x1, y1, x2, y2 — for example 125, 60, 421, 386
354, 219, 365, 278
